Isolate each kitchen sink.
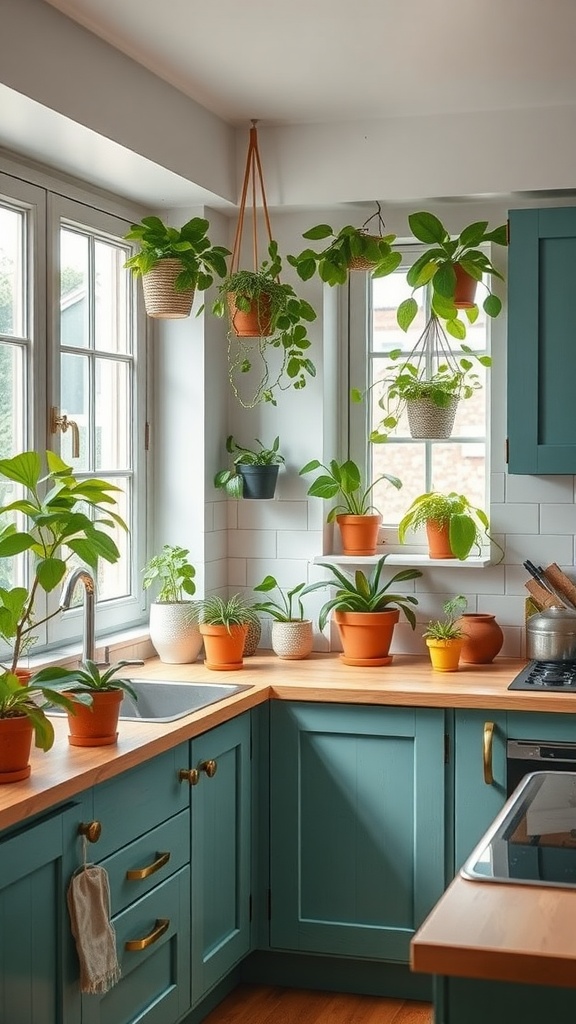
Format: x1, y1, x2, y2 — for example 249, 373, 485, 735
47, 679, 253, 723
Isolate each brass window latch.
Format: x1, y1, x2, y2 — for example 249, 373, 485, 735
50, 407, 80, 459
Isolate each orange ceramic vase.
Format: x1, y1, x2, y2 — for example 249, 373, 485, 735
426, 638, 463, 672
66, 689, 123, 747
453, 264, 478, 309
334, 609, 399, 666
0, 715, 34, 782
336, 514, 382, 556
227, 293, 272, 337
14, 668, 32, 686
426, 520, 454, 559
456, 613, 504, 664
200, 623, 248, 671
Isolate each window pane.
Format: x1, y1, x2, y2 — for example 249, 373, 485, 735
372, 442, 426, 525
0, 343, 26, 458
430, 442, 486, 509
60, 229, 89, 349
95, 240, 130, 354
0, 206, 25, 339
61, 351, 89, 470
96, 357, 130, 470
97, 476, 130, 601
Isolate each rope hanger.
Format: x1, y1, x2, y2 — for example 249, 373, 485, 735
231, 120, 275, 275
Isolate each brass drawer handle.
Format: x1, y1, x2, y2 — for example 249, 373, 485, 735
78, 821, 102, 843
126, 851, 170, 881
199, 759, 217, 778
125, 918, 170, 951
179, 767, 200, 785
483, 721, 495, 785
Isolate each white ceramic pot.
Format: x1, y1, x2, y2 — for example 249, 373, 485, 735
149, 601, 203, 664
271, 620, 314, 660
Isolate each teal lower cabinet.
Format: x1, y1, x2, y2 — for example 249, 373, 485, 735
0, 803, 81, 1024
453, 710, 507, 870
190, 712, 252, 1008
269, 702, 446, 964
438, 976, 576, 1024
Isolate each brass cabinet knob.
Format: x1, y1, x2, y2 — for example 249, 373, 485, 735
78, 820, 102, 843
483, 721, 495, 785
199, 759, 217, 779
178, 767, 200, 786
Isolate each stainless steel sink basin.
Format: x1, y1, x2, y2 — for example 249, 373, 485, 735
47, 679, 253, 723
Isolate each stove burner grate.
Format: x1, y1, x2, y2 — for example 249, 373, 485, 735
508, 660, 576, 691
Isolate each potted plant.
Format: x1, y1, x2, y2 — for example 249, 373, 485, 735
398, 491, 504, 562
34, 660, 139, 747
252, 575, 314, 660
0, 450, 126, 674
397, 212, 508, 339
197, 594, 260, 671
123, 215, 229, 319
0, 669, 82, 782
299, 458, 402, 556
142, 544, 202, 664
288, 210, 402, 285
212, 242, 317, 407
351, 314, 492, 443
423, 595, 468, 672
304, 556, 421, 666
214, 435, 284, 499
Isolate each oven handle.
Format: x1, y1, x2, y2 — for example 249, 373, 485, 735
507, 740, 576, 762
483, 721, 495, 785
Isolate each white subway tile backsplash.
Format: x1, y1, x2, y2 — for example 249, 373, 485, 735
213, 500, 228, 533
227, 501, 238, 529
204, 558, 228, 593
229, 530, 277, 558
204, 502, 215, 532
499, 627, 523, 659
416, 565, 506, 595
246, 558, 312, 588
237, 500, 308, 531
505, 564, 534, 596
491, 503, 539, 535
505, 474, 575, 504
490, 473, 505, 503
476, 593, 527, 626
205, 530, 228, 563
227, 558, 247, 587
277, 530, 323, 559
539, 503, 576, 535
503, 534, 574, 566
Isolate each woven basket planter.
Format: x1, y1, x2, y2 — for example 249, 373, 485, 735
141, 260, 195, 319
406, 396, 459, 439
347, 234, 386, 271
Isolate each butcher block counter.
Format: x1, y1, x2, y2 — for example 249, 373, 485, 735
2, 651, 575, 833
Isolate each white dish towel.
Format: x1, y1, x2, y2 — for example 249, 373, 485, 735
67, 863, 121, 994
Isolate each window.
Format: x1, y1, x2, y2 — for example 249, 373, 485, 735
348, 247, 490, 529
0, 169, 147, 655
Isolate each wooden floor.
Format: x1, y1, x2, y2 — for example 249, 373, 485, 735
202, 984, 433, 1024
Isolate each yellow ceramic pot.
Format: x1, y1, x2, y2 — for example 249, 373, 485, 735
426, 637, 463, 672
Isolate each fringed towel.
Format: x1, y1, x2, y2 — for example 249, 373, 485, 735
67, 863, 121, 994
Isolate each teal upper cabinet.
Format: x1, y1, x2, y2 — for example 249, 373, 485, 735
269, 702, 446, 963
508, 206, 576, 474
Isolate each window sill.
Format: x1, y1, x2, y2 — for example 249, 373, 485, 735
312, 552, 492, 568
16, 626, 154, 672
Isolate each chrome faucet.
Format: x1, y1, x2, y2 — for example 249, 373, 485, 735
60, 567, 96, 664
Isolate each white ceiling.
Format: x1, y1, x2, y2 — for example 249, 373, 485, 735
41, 0, 576, 126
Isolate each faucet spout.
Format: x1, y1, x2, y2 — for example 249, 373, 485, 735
60, 567, 96, 664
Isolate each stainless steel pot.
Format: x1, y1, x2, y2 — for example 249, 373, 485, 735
526, 606, 576, 661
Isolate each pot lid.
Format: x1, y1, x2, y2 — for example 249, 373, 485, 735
527, 606, 576, 635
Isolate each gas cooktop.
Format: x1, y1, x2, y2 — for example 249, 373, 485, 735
508, 660, 576, 691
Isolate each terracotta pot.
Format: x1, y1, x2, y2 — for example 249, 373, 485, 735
0, 715, 34, 782
456, 613, 504, 664
453, 264, 478, 309
426, 520, 454, 559
66, 689, 123, 747
199, 622, 248, 671
271, 620, 314, 660
14, 668, 32, 686
334, 609, 399, 666
141, 260, 195, 319
227, 293, 273, 337
336, 513, 382, 556
426, 638, 463, 672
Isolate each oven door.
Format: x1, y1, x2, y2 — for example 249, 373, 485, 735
507, 740, 576, 795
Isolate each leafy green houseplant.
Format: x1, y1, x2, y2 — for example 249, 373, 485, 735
0, 450, 126, 674
214, 436, 284, 499
123, 215, 229, 319
252, 575, 314, 660
141, 545, 201, 665
303, 556, 422, 665
198, 595, 260, 671
0, 669, 82, 781
398, 491, 504, 562
288, 215, 402, 286
212, 242, 317, 407
33, 660, 140, 747
299, 457, 402, 556
397, 212, 507, 339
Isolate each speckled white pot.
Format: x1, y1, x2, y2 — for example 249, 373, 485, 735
271, 620, 314, 660
149, 601, 203, 664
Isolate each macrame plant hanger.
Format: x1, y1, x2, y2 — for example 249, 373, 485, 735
230, 119, 274, 287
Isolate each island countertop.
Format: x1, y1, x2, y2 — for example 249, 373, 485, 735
1, 651, 573, 833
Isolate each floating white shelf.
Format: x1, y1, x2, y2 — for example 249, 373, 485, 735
311, 553, 492, 568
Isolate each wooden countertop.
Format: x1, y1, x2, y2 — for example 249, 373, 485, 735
1, 652, 574, 834
411, 872, 576, 989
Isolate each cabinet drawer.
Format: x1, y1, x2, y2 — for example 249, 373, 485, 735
92, 744, 189, 858
100, 810, 189, 916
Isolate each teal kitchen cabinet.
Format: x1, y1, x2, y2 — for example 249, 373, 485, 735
453, 710, 507, 870
269, 701, 446, 963
0, 803, 81, 1024
189, 712, 252, 1007
508, 205, 576, 474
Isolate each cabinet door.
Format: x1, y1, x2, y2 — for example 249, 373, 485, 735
508, 206, 576, 474
0, 805, 79, 1024
453, 711, 507, 871
270, 702, 446, 962
190, 712, 251, 1006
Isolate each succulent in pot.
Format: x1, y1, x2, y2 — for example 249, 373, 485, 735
197, 594, 260, 671
214, 435, 284, 500
423, 595, 467, 672
142, 545, 201, 664
299, 457, 402, 556
398, 491, 504, 563
252, 575, 314, 660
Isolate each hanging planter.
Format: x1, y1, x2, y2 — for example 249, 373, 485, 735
453, 264, 478, 309
406, 394, 459, 439
140, 259, 195, 319
288, 202, 401, 284
227, 291, 273, 337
